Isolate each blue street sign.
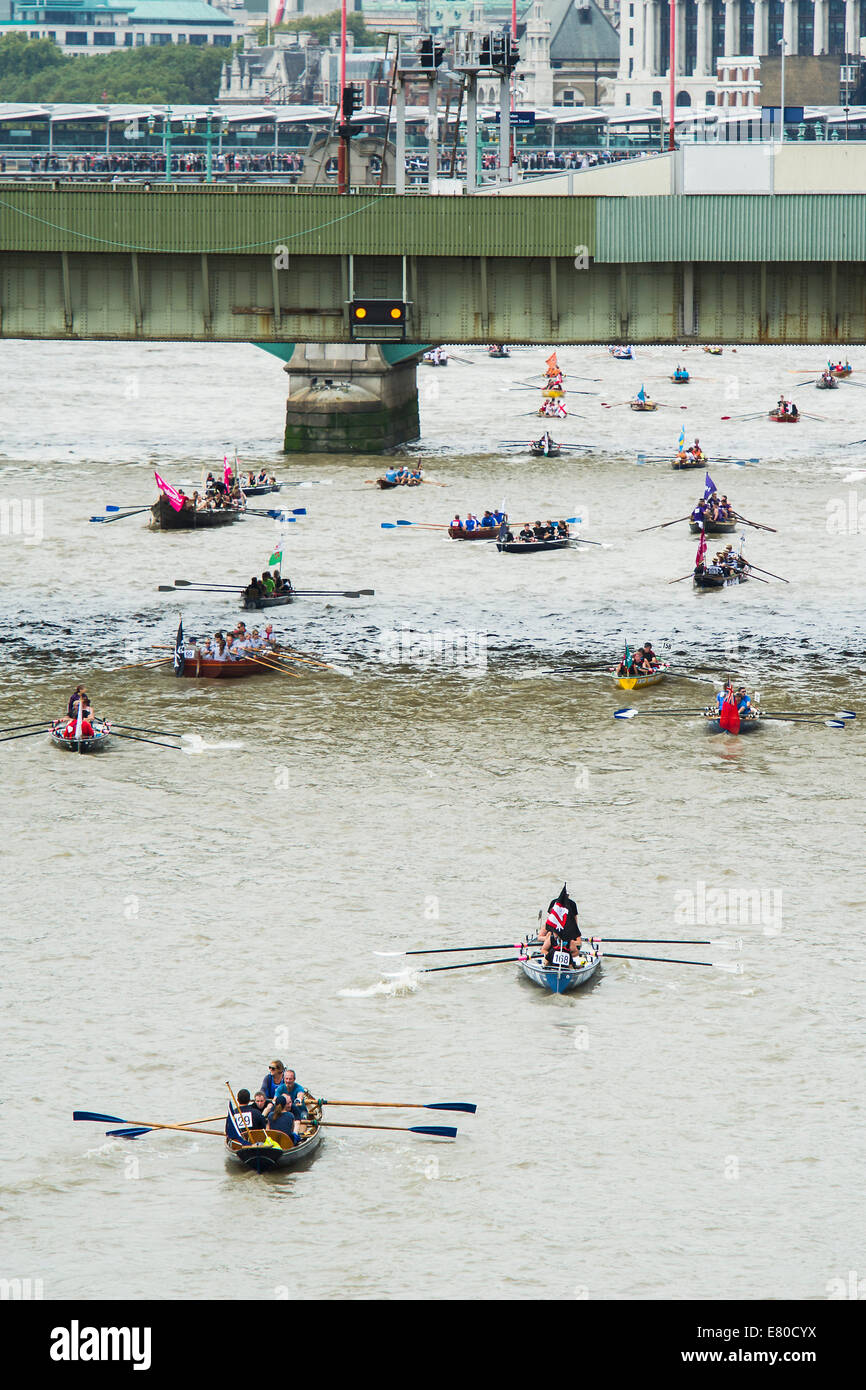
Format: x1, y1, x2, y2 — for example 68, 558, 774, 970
493, 110, 536, 127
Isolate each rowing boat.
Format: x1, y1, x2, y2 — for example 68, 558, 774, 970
630, 400, 658, 411
497, 537, 570, 553
50, 717, 111, 752
831, 363, 852, 378
768, 409, 799, 423
670, 374, 690, 383
704, 347, 723, 355
815, 376, 838, 390
238, 481, 282, 497
150, 496, 240, 530
488, 346, 510, 358
704, 712, 763, 734
542, 388, 565, 399
671, 455, 707, 470
178, 655, 268, 679
610, 347, 634, 360
377, 477, 421, 489
613, 670, 665, 690
688, 517, 737, 534
448, 524, 500, 540
530, 441, 561, 457
520, 944, 602, 994
226, 1098, 324, 1173
242, 591, 294, 610
693, 566, 750, 588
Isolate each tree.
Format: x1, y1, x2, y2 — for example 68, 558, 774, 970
257, 12, 385, 47
0, 38, 234, 103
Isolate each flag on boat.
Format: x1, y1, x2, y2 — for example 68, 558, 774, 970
637, 384, 646, 403
224, 457, 233, 488
545, 351, 558, 373
695, 525, 707, 567
623, 641, 632, 667
677, 425, 686, 453
268, 549, 282, 567
154, 470, 184, 513
173, 617, 185, 678
718, 686, 740, 734
74, 696, 83, 741
704, 471, 717, 498
226, 1101, 252, 1145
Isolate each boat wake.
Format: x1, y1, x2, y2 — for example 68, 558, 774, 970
339, 970, 419, 998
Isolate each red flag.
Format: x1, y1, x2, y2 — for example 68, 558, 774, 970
545, 351, 558, 373
154, 470, 185, 512
695, 526, 707, 567
718, 688, 740, 734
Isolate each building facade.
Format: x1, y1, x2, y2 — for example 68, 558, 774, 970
615, 0, 864, 107
0, 0, 239, 52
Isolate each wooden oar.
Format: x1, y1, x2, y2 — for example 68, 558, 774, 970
247, 655, 301, 678
746, 561, 789, 583
719, 410, 767, 421
638, 514, 692, 533
0, 727, 50, 744
321, 1100, 476, 1114
320, 1121, 458, 1137
74, 1109, 223, 1136
732, 511, 776, 532
614, 707, 705, 719
110, 731, 184, 751
798, 412, 827, 422
380, 521, 449, 530
116, 658, 173, 670
668, 572, 695, 583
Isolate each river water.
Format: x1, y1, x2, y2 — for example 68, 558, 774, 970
1, 340, 864, 1302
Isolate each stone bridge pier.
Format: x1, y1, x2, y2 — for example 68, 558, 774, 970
275, 343, 425, 454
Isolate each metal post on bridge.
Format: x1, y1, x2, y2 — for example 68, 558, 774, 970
465, 71, 478, 193
498, 71, 510, 183
427, 72, 439, 191
395, 72, 406, 194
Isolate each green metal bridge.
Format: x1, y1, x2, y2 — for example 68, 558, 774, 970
1, 185, 865, 345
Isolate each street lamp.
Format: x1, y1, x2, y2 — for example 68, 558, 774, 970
778, 37, 787, 144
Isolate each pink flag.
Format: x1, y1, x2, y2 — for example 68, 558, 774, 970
154, 470, 185, 513
695, 525, 707, 568
224, 458, 233, 488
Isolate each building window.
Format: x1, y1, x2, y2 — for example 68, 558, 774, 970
797, 0, 814, 54
769, 0, 784, 48
625, 92, 631, 106
828, 0, 845, 53
150, 32, 173, 44
123, 32, 132, 44
189, 33, 207, 45
628, 56, 633, 76
652, 90, 662, 105
711, 0, 725, 65
676, 90, 692, 106
93, 31, 115, 45
65, 30, 87, 43
562, 89, 575, 105
739, 4, 753, 56
177, 33, 186, 42
135, 32, 145, 44
628, 27, 633, 45
706, 90, 715, 104
213, 34, 232, 46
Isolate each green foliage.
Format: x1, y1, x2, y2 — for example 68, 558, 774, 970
258, 12, 384, 46
0, 36, 234, 103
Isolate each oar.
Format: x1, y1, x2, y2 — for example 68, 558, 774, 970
0, 720, 53, 733
798, 412, 827, 422
116, 658, 173, 670
760, 717, 847, 728
265, 507, 306, 518
406, 956, 524, 973
89, 507, 150, 524
0, 727, 50, 744
732, 512, 777, 532
105, 504, 150, 512
590, 937, 715, 945
601, 951, 729, 968
760, 709, 855, 720
668, 572, 695, 583
614, 707, 705, 719
746, 561, 789, 583
73, 1110, 223, 1135
106, 1125, 222, 1139
111, 723, 185, 736
376, 943, 526, 956
247, 655, 301, 678
321, 1100, 476, 1114
719, 410, 766, 421
380, 521, 449, 530
110, 731, 184, 750
637, 514, 692, 533
289, 589, 375, 597
321, 1122, 458, 1137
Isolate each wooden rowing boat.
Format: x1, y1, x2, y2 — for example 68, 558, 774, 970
704, 346, 723, 355
610, 347, 634, 360
178, 655, 268, 678
50, 717, 111, 752
630, 400, 658, 411
670, 374, 690, 383
614, 669, 665, 690
149, 496, 240, 530
831, 363, 852, 377
520, 944, 602, 994
671, 455, 707, 470
689, 517, 737, 534
769, 409, 799, 423
497, 536, 569, 553
242, 591, 294, 610
448, 524, 500, 540
693, 566, 750, 588
226, 1099, 323, 1173
376, 477, 421, 489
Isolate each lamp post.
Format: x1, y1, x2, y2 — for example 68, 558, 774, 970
778, 37, 786, 144
668, 0, 676, 150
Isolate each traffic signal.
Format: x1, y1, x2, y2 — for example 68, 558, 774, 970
479, 34, 491, 67
504, 34, 519, 71
341, 84, 363, 120
419, 36, 434, 69
350, 300, 406, 326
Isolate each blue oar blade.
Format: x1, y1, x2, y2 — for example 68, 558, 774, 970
89, 517, 107, 523
409, 1125, 458, 1138
106, 1127, 152, 1139
73, 1110, 127, 1124
613, 708, 638, 719
837, 710, 856, 720
825, 720, 846, 729
380, 522, 398, 529
425, 1102, 477, 1114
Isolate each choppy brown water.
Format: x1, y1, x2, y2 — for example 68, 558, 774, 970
1, 340, 865, 1300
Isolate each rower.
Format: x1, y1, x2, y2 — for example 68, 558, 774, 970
532, 520, 545, 539
556, 519, 569, 538
263, 623, 276, 647
226, 1088, 266, 1139
464, 514, 478, 533
451, 514, 463, 530
261, 571, 276, 595
67, 685, 91, 719
735, 686, 752, 715
267, 1097, 299, 1145
481, 510, 495, 528
691, 499, 708, 523
643, 642, 660, 668
385, 467, 398, 484
544, 520, 557, 539
519, 523, 535, 542
688, 438, 702, 459
539, 886, 582, 964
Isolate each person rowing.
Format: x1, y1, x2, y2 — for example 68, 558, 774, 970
519, 523, 535, 543
538, 885, 582, 965
642, 642, 660, 668
691, 498, 708, 523
687, 438, 704, 460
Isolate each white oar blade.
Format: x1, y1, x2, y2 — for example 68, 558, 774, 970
613, 708, 638, 719
836, 710, 856, 720
714, 962, 744, 974
374, 951, 404, 957
825, 720, 846, 729
709, 938, 744, 950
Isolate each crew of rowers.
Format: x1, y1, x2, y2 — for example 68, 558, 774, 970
533, 431, 557, 454
61, 686, 96, 737
774, 396, 799, 418
451, 510, 507, 532
716, 684, 752, 716
244, 570, 293, 602
827, 359, 850, 374
189, 621, 277, 663
424, 347, 448, 365
615, 642, 661, 677
505, 519, 570, 543
696, 544, 749, 578
691, 492, 734, 524
383, 465, 423, 485
539, 398, 567, 418
817, 369, 837, 388
673, 365, 690, 381
675, 438, 706, 464
226, 1059, 311, 1146
537, 887, 585, 965
545, 370, 565, 391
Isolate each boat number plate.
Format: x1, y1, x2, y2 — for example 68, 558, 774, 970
552, 950, 571, 967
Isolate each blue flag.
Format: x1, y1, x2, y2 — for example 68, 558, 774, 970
677, 426, 686, 452
637, 384, 646, 403
704, 472, 717, 498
